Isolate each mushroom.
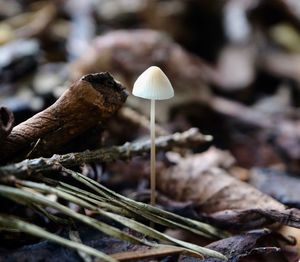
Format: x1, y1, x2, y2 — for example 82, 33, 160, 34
132, 66, 174, 206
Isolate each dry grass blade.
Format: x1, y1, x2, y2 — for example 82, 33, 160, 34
0, 185, 154, 246
16, 180, 227, 260
0, 215, 117, 262
0, 170, 228, 260
57, 182, 212, 239
61, 168, 228, 238
69, 228, 93, 262
56, 185, 228, 259
101, 211, 226, 260
57, 182, 220, 240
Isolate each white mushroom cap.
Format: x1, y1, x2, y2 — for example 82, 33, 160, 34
132, 66, 174, 100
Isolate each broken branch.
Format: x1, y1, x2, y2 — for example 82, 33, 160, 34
0, 128, 212, 177
0, 72, 127, 162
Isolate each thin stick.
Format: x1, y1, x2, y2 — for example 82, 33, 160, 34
0, 128, 213, 178
150, 99, 156, 206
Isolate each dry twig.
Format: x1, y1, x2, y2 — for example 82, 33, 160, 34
0, 128, 212, 178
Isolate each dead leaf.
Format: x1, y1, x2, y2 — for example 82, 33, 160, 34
157, 148, 300, 230
157, 147, 285, 213
179, 229, 291, 262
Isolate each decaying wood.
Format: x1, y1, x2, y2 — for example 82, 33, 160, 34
0, 72, 127, 163
0, 128, 212, 178
0, 107, 14, 143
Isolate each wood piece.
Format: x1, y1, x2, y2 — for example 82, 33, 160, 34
0, 73, 127, 163
0, 128, 212, 178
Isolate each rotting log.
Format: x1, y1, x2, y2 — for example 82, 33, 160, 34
0, 72, 128, 163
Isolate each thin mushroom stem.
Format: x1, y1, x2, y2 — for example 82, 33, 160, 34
132, 66, 174, 207
150, 99, 156, 206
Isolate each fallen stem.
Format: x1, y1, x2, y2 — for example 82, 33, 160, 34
0, 128, 212, 178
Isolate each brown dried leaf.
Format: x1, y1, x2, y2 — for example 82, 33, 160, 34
180, 229, 291, 262
157, 147, 300, 230
158, 147, 285, 213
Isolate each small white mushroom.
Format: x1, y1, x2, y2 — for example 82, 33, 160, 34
132, 66, 174, 206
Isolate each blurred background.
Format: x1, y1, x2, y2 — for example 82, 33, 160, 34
1, 0, 300, 172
